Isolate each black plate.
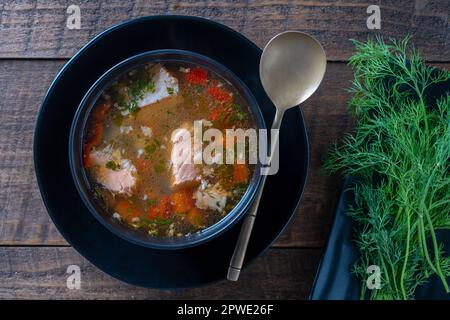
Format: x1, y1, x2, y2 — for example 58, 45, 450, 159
34, 16, 309, 288
310, 74, 450, 300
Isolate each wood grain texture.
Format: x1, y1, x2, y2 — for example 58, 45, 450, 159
0, 0, 448, 60
0, 60, 67, 245
0, 247, 320, 299
1, 0, 448, 300
0, 59, 360, 247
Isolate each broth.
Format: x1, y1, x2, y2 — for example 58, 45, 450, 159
83, 62, 256, 238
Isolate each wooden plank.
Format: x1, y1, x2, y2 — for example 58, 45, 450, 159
0, 0, 448, 61
0, 60, 67, 245
0, 247, 320, 299
0, 59, 353, 247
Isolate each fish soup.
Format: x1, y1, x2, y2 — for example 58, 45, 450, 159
82, 62, 257, 238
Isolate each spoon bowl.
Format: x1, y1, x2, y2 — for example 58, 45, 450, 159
260, 31, 327, 110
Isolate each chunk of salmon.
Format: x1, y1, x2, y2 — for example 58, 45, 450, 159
169, 119, 214, 188
169, 125, 198, 187
89, 146, 136, 195
194, 181, 229, 212
138, 64, 179, 108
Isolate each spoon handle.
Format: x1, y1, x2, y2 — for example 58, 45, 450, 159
227, 110, 284, 281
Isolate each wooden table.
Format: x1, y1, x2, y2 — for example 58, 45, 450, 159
0, 0, 448, 299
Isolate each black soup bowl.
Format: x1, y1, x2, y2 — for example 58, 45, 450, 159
69, 49, 265, 250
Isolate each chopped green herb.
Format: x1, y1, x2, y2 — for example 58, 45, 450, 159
231, 103, 240, 111
236, 111, 247, 121
129, 102, 140, 116
167, 87, 174, 95
145, 143, 157, 155
140, 217, 172, 225
105, 161, 120, 171
234, 184, 247, 197
93, 186, 103, 198
146, 198, 157, 206
147, 81, 156, 93
152, 218, 172, 225
194, 86, 202, 94
111, 68, 158, 115
154, 162, 165, 174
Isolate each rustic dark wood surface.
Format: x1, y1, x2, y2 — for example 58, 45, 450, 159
0, 247, 321, 299
0, 0, 448, 299
0, 0, 448, 60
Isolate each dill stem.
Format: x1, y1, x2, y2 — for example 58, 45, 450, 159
419, 217, 438, 274
400, 208, 411, 300
376, 252, 392, 299
360, 281, 367, 300
417, 227, 429, 277
420, 168, 449, 291
424, 210, 450, 292
394, 206, 404, 225
416, 86, 429, 133
389, 263, 400, 297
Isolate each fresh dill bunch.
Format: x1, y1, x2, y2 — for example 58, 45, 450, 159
324, 36, 450, 300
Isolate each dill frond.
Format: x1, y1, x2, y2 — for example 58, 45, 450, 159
324, 37, 450, 300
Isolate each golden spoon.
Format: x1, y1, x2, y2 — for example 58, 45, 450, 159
228, 31, 326, 281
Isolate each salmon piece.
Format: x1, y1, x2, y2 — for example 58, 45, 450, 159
95, 163, 136, 195
89, 146, 137, 195
169, 125, 198, 187
194, 181, 229, 212
138, 65, 179, 108
169, 119, 215, 188
89, 146, 112, 165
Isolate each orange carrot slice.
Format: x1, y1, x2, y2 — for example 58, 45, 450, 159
208, 86, 233, 104
187, 207, 205, 227
232, 164, 250, 185
147, 196, 172, 219
186, 68, 208, 85
170, 189, 194, 214
115, 200, 142, 222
